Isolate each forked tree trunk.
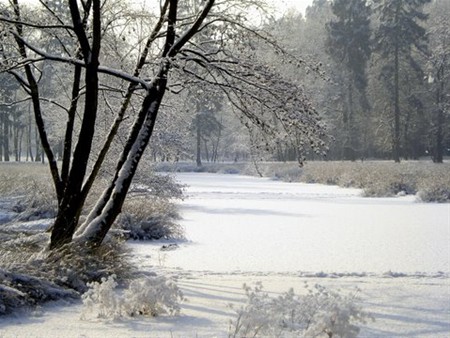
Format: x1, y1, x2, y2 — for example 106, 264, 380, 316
50, 196, 84, 248
9, 0, 214, 249
76, 81, 167, 247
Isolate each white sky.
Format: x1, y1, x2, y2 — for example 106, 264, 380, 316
270, 0, 314, 15
137, 0, 315, 15
17, 0, 314, 15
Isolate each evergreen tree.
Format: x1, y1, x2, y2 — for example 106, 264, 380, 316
326, 0, 371, 160
426, 0, 450, 163
374, 0, 431, 162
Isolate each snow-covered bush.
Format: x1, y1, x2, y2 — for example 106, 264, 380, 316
229, 282, 370, 338
229, 282, 281, 337
116, 197, 184, 240
81, 275, 122, 319
81, 274, 183, 320
122, 275, 183, 317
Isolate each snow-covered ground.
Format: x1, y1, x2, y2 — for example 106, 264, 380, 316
1, 173, 449, 337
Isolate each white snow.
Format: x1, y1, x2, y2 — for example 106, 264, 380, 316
1, 172, 449, 337
133, 173, 449, 275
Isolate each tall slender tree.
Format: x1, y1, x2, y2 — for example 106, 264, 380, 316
426, 0, 450, 163
374, 0, 430, 162
326, 0, 372, 160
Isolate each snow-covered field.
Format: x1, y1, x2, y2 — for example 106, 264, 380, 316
1, 173, 449, 337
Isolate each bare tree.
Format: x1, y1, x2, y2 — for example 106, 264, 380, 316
0, 0, 326, 250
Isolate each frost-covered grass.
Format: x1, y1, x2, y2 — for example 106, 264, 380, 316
248, 161, 450, 202
0, 268, 78, 315
0, 162, 185, 237
0, 162, 185, 315
41, 240, 135, 292
155, 160, 450, 202
0, 163, 57, 220
0, 234, 133, 312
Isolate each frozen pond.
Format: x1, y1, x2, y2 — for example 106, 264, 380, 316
2, 172, 449, 338
148, 173, 450, 275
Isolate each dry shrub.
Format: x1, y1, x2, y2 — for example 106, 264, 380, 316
0, 233, 49, 269
0, 223, 133, 294
153, 160, 450, 201
154, 162, 248, 174
0, 163, 57, 220
41, 239, 134, 292
117, 197, 184, 241
418, 167, 450, 202
0, 234, 132, 314
243, 161, 448, 201
357, 164, 418, 197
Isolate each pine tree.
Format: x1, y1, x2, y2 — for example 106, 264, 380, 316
426, 0, 450, 163
326, 0, 372, 160
374, 0, 431, 162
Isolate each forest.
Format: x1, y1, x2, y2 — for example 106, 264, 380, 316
0, 1, 449, 335
0, 0, 448, 166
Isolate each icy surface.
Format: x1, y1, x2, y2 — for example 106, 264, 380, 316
0, 173, 449, 337
133, 173, 450, 274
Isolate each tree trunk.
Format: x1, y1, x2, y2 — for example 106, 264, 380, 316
434, 109, 444, 163
34, 125, 41, 162
212, 121, 222, 162
13, 125, 19, 161
50, 197, 84, 248
0, 112, 3, 161
196, 124, 202, 167
76, 82, 167, 247
433, 64, 445, 163
18, 127, 24, 162
346, 80, 356, 161
49, 0, 103, 249
393, 3, 401, 163
13, 110, 19, 161
3, 112, 10, 162
26, 104, 33, 162
203, 138, 210, 162
403, 108, 411, 160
